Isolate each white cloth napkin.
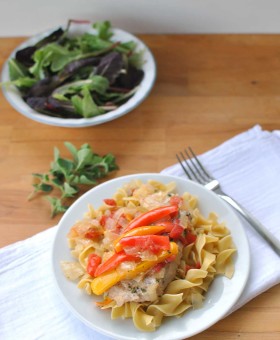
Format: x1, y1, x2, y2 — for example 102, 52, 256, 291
161, 124, 280, 312
1, 125, 280, 340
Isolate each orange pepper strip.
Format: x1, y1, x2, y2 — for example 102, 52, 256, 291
95, 297, 114, 307
114, 225, 165, 252
91, 242, 178, 295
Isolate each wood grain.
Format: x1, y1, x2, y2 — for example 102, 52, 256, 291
0, 35, 279, 339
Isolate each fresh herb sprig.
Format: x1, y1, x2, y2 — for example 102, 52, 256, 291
29, 142, 118, 217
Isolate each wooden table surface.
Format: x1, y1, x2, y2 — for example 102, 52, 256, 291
1, 34, 280, 339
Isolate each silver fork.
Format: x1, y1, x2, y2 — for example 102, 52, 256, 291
176, 147, 280, 256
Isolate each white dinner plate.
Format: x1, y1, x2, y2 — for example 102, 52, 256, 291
1, 24, 156, 128
52, 173, 250, 339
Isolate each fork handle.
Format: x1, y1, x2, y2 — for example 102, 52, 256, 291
218, 194, 280, 256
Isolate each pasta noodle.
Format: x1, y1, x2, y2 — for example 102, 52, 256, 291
61, 179, 236, 331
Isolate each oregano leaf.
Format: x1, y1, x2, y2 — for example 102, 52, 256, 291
29, 141, 118, 217
62, 182, 78, 198
64, 142, 78, 162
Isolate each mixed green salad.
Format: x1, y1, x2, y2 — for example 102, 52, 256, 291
5, 20, 145, 119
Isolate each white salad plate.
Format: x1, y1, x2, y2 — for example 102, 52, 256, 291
52, 173, 250, 340
1, 24, 156, 128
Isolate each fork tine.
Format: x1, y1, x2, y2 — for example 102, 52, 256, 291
177, 147, 213, 186
176, 150, 204, 184
188, 147, 213, 181
176, 153, 192, 179
182, 149, 203, 183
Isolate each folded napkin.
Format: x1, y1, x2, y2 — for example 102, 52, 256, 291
1, 125, 279, 340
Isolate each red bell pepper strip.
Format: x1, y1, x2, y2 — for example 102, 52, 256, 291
94, 251, 140, 277
152, 254, 177, 272
156, 220, 174, 232
169, 195, 183, 206
153, 218, 185, 239
153, 262, 166, 273
87, 253, 102, 277
169, 224, 184, 239
185, 262, 201, 272
123, 205, 178, 233
185, 232, 197, 245
103, 198, 117, 206
119, 235, 170, 254
84, 228, 103, 240
114, 225, 166, 252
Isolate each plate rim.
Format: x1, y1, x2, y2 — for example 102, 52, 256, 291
1, 25, 156, 128
51, 173, 251, 339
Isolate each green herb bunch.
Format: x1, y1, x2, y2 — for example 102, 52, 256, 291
29, 142, 118, 217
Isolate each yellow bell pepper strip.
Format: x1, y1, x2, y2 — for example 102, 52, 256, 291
114, 225, 165, 252
94, 251, 140, 277
91, 242, 178, 295
123, 205, 178, 233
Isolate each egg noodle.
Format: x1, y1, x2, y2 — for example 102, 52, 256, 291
61, 179, 236, 331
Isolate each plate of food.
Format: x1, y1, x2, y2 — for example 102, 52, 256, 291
52, 173, 250, 339
1, 20, 156, 128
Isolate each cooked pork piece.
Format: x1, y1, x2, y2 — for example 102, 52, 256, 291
108, 244, 183, 306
